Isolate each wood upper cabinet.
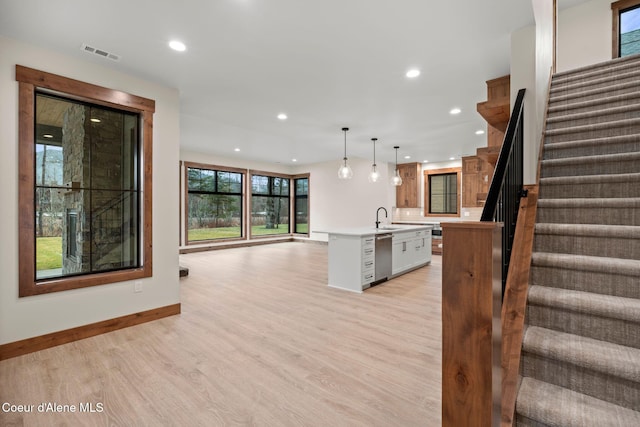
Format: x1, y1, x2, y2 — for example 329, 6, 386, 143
462, 156, 493, 208
395, 162, 421, 208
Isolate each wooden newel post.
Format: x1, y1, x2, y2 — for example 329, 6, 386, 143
441, 222, 503, 427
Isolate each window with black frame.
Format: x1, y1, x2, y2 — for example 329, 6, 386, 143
294, 176, 309, 234
35, 93, 141, 281
613, 0, 640, 57
251, 174, 290, 236
429, 173, 458, 215
186, 166, 243, 242
620, 4, 640, 56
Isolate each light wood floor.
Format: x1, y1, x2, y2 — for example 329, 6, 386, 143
0, 242, 442, 426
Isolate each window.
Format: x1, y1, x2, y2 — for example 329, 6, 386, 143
423, 167, 461, 217
429, 174, 458, 214
185, 163, 244, 242
612, 0, 640, 57
250, 172, 290, 236
34, 93, 141, 280
293, 175, 309, 235
17, 65, 154, 297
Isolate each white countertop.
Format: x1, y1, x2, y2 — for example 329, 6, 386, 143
314, 224, 432, 237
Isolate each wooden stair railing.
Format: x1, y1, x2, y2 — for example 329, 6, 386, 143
500, 185, 538, 426
441, 189, 537, 427
442, 88, 528, 427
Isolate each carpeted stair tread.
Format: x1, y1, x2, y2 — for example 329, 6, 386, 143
547, 91, 640, 116
546, 103, 640, 126
550, 68, 640, 96
523, 327, 640, 383
549, 80, 640, 105
537, 197, 640, 209
533, 223, 640, 259
543, 133, 640, 154
528, 285, 640, 325
516, 377, 640, 427
541, 150, 640, 166
531, 252, 640, 277
540, 172, 640, 186
536, 197, 640, 225
552, 53, 640, 82
527, 286, 640, 349
544, 117, 640, 137
539, 172, 640, 198
540, 152, 640, 178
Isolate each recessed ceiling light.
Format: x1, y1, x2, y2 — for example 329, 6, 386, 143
406, 69, 420, 78
449, 108, 461, 115
90, 118, 101, 123
292, 158, 297, 162
423, 160, 429, 163
234, 148, 240, 152
475, 129, 485, 135
404, 155, 411, 159
169, 40, 186, 52
277, 113, 287, 120
43, 134, 53, 138
449, 157, 455, 160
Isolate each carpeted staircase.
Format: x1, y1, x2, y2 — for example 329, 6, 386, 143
515, 54, 640, 426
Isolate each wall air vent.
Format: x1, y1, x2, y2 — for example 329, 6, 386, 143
81, 44, 120, 62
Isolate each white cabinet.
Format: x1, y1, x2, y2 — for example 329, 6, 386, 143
392, 230, 431, 275
392, 231, 414, 275
361, 236, 375, 285
328, 234, 376, 293
413, 230, 431, 267
322, 225, 432, 292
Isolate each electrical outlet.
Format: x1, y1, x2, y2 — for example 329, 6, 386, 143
464, 211, 470, 217
134, 281, 142, 293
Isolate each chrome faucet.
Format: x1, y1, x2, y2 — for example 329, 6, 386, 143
375, 206, 388, 229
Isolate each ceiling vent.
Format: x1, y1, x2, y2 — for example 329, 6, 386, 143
81, 44, 120, 62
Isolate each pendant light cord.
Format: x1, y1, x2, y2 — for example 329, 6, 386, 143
394, 145, 399, 172
372, 138, 377, 165
342, 127, 349, 163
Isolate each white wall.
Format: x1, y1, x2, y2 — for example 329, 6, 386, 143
511, 0, 555, 185
301, 157, 392, 241
181, 150, 295, 175
0, 36, 181, 345
511, 24, 538, 184
557, 0, 612, 72
534, 0, 555, 139
513, 0, 612, 184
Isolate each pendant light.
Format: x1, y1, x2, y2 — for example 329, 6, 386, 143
392, 146, 403, 186
338, 127, 353, 179
368, 138, 380, 183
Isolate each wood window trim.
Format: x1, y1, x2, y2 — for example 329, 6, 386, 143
183, 161, 247, 245
423, 167, 461, 218
612, 0, 640, 58
16, 65, 155, 297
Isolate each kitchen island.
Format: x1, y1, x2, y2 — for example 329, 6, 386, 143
317, 225, 432, 293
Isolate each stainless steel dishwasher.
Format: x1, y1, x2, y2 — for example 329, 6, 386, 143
374, 233, 393, 282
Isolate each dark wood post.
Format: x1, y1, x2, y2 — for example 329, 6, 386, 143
441, 221, 503, 427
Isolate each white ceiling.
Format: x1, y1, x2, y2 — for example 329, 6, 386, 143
0, 0, 589, 166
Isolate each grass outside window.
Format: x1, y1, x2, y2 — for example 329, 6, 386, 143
36, 237, 62, 270
188, 224, 307, 242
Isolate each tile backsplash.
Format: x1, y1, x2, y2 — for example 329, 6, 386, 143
392, 207, 483, 222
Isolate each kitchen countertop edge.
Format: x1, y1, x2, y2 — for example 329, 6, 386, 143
314, 224, 432, 237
